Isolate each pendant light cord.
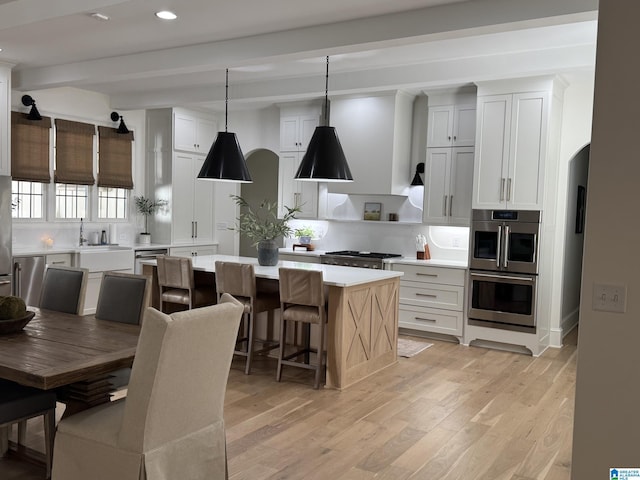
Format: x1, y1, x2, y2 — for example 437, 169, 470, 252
324, 56, 329, 126
225, 68, 229, 132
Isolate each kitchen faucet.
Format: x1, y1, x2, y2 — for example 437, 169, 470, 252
79, 218, 87, 246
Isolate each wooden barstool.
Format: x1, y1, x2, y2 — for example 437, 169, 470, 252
156, 255, 216, 313
215, 261, 281, 375
277, 267, 327, 389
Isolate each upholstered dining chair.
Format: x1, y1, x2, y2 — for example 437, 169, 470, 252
277, 267, 327, 389
39, 265, 88, 314
95, 271, 151, 325
0, 380, 57, 478
214, 261, 281, 375
51, 294, 244, 480
95, 272, 151, 391
156, 255, 216, 312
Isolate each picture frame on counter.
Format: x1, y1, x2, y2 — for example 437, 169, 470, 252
363, 202, 382, 221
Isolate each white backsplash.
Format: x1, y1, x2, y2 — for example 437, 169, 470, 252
12, 221, 137, 250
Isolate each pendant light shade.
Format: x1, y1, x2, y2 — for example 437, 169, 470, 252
197, 69, 252, 183
294, 56, 353, 182
197, 131, 251, 182
295, 126, 352, 181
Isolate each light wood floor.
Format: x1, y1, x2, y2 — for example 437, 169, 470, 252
0, 329, 578, 479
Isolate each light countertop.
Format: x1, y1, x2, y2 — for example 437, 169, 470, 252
141, 254, 403, 288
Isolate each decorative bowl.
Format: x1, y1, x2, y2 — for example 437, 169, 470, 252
0, 311, 36, 334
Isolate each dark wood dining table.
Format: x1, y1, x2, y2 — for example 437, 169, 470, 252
0, 307, 140, 392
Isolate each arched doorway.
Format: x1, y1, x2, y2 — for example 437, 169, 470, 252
239, 149, 279, 257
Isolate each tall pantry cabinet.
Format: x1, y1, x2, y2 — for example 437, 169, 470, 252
146, 108, 217, 246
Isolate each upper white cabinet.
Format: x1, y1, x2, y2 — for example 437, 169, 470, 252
427, 104, 476, 148
329, 91, 414, 195
423, 147, 474, 225
146, 108, 216, 246
278, 103, 321, 218
280, 114, 319, 152
0, 64, 10, 176
473, 88, 550, 210
173, 109, 217, 155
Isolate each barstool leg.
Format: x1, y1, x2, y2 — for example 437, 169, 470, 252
315, 319, 326, 389
245, 313, 254, 375
276, 316, 286, 382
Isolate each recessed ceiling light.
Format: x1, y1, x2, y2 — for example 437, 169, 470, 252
155, 10, 177, 20
89, 12, 110, 21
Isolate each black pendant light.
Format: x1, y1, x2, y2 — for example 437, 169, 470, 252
197, 69, 252, 183
295, 56, 353, 182
411, 162, 425, 186
21, 95, 42, 121
110, 111, 130, 134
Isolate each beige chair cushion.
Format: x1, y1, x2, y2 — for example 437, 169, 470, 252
52, 294, 244, 480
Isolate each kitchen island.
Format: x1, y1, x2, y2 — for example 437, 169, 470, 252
142, 254, 403, 389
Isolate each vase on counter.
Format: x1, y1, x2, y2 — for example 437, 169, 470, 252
138, 233, 151, 245
257, 239, 278, 266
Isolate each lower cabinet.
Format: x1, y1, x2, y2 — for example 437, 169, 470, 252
170, 245, 218, 257
392, 263, 465, 341
46, 253, 72, 267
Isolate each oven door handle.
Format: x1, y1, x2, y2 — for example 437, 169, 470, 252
471, 272, 535, 283
503, 225, 510, 269
496, 225, 502, 269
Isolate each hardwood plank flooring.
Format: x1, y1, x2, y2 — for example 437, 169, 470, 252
0, 329, 577, 479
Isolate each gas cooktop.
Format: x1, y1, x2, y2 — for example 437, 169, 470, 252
324, 250, 403, 259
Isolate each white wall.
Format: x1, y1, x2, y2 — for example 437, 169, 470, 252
10, 87, 146, 248
572, 0, 640, 475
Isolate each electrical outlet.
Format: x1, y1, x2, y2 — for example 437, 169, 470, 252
592, 283, 627, 313
216, 222, 228, 231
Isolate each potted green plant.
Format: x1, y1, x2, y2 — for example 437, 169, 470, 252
294, 226, 315, 245
134, 195, 167, 244
230, 195, 301, 266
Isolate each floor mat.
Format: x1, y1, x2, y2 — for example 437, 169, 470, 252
397, 338, 433, 358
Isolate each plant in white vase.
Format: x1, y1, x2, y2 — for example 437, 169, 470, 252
134, 195, 167, 243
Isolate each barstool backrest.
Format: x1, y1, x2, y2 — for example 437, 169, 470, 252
215, 261, 256, 299
279, 268, 324, 307
157, 256, 194, 290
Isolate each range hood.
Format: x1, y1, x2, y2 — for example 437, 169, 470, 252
327, 91, 414, 195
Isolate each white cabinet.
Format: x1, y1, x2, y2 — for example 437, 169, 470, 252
427, 104, 476, 148
146, 108, 217, 246
172, 153, 214, 245
278, 104, 321, 218
473, 91, 549, 210
170, 244, 217, 257
424, 147, 474, 225
328, 91, 414, 195
280, 114, 318, 152
173, 110, 217, 154
393, 263, 465, 341
278, 151, 318, 218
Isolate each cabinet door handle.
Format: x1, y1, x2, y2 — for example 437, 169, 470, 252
453, 135, 457, 141
415, 316, 436, 323
416, 293, 437, 298
191, 221, 195, 239
448, 136, 451, 141
500, 178, 505, 201
416, 272, 438, 277
506, 178, 512, 202
51, 261, 65, 265
194, 221, 198, 239
449, 195, 453, 217
443, 195, 447, 216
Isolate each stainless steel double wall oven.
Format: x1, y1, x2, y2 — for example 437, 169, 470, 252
468, 209, 541, 332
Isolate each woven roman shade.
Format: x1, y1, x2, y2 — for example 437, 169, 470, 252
11, 112, 52, 183
98, 126, 134, 189
55, 119, 96, 185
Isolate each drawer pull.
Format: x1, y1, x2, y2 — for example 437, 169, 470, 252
415, 316, 436, 323
415, 293, 437, 298
416, 273, 438, 277
51, 261, 66, 265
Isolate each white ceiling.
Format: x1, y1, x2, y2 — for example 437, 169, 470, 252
0, 0, 599, 112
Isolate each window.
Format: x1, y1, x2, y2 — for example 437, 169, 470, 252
98, 187, 128, 219
55, 184, 88, 219
12, 181, 44, 219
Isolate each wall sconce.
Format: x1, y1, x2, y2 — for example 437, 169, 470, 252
411, 162, 425, 186
110, 111, 130, 134
21, 95, 42, 120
